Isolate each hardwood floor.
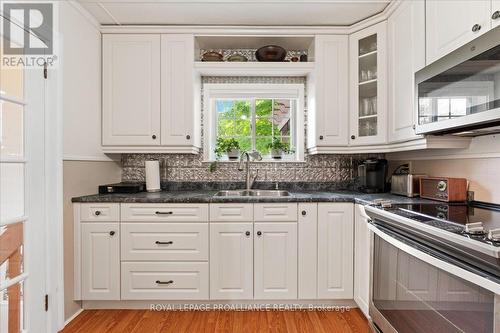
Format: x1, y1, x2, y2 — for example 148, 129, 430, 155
60, 309, 369, 333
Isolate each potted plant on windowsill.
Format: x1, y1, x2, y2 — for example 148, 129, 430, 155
267, 137, 293, 160
215, 137, 241, 160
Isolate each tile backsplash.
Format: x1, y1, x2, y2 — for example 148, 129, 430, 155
121, 76, 383, 184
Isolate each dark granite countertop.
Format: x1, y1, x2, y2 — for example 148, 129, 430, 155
72, 184, 435, 205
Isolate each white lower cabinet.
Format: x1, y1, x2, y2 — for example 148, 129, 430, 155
354, 204, 370, 317
254, 223, 297, 299
81, 223, 120, 300
76, 202, 357, 304
210, 222, 254, 300
317, 203, 354, 299
121, 262, 208, 300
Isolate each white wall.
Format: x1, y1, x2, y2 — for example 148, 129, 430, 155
59, 1, 122, 324
61, 1, 113, 162
388, 134, 500, 204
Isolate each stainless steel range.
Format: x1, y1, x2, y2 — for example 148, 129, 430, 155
363, 200, 500, 333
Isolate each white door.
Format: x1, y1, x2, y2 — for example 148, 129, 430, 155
298, 203, 317, 299
307, 35, 349, 149
353, 205, 370, 317
210, 223, 253, 300
161, 34, 198, 148
81, 223, 120, 300
1, 44, 47, 331
492, 0, 500, 28
426, 0, 491, 64
349, 22, 388, 146
317, 203, 354, 299
254, 223, 297, 299
388, 0, 425, 143
102, 34, 161, 146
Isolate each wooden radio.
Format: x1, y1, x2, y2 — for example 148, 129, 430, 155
419, 177, 468, 202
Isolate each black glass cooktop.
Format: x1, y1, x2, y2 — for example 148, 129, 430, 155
389, 203, 500, 228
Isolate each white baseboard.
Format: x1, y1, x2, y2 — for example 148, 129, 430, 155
63, 308, 84, 328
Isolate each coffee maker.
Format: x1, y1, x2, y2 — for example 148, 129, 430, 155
357, 159, 388, 193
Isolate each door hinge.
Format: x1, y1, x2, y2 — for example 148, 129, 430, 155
43, 62, 48, 79
45, 294, 48, 311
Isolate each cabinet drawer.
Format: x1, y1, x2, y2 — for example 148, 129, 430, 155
80, 203, 120, 222
210, 204, 253, 222
121, 223, 208, 261
254, 203, 297, 222
121, 203, 208, 222
121, 262, 209, 300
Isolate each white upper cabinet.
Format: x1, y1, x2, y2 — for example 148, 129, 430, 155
349, 22, 388, 146
161, 34, 201, 151
307, 35, 349, 152
102, 34, 200, 153
317, 203, 354, 299
426, 0, 491, 65
102, 34, 161, 146
388, 0, 425, 143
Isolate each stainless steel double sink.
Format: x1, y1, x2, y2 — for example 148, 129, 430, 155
214, 189, 291, 197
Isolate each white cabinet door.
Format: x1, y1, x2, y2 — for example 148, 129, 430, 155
492, 0, 500, 28
298, 203, 317, 299
426, 0, 491, 64
161, 34, 200, 149
396, 250, 438, 301
349, 22, 388, 146
254, 223, 297, 299
317, 203, 354, 299
210, 223, 253, 299
81, 223, 120, 300
388, 0, 425, 143
354, 205, 370, 317
307, 35, 349, 151
102, 34, 161, 146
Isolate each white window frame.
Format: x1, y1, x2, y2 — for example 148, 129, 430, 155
203, 83, 305, 162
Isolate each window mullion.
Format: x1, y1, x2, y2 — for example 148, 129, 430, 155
251, 98, 256, 152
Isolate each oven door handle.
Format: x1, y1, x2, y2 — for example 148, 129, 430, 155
367, 221, 500, 294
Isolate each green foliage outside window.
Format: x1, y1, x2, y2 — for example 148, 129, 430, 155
216, 99, 293, 156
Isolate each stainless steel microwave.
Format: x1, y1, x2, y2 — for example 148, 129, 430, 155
415, 26, 500, 136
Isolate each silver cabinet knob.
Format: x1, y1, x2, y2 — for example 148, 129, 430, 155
186, 135, 191, 140
152, 134, 157, 140
245, 231, 251, 236
319, 135, 324, 140
492, 11, 500, 19
472, 24, 481, 32
109, 231, 115, 236
94, 210, 101, 216
257, 231, 262, 236
351, 135, 356, 140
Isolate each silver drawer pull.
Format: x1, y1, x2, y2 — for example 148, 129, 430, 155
155, 211, 173, 215
155, 241, 173, 245
156, 280, 174, 285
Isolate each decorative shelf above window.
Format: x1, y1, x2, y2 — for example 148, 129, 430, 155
194, 61, 315, 77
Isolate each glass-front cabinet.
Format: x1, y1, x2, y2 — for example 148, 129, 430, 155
349, 22, 387, 145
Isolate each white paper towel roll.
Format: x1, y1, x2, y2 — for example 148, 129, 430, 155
145, 160, 161, 192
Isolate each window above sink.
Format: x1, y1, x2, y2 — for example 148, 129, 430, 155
203, 84, 305, 162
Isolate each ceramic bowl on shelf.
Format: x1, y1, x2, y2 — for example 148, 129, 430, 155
227, 54, 248, 62
255, 45, 287, 62
201, 51, 223, 62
